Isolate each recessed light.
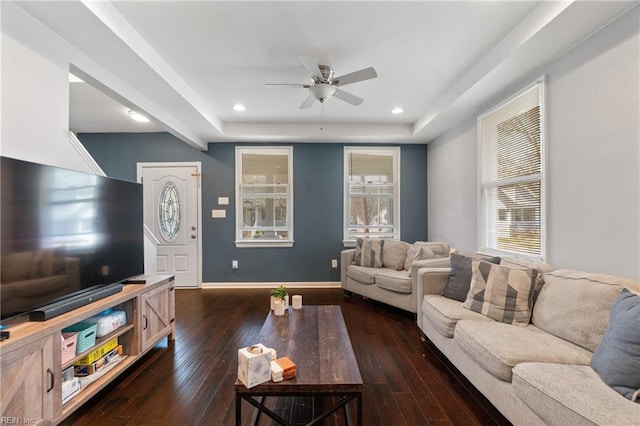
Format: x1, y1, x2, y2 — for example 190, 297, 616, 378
233, 104, 246, 112
391, 107, 404, 114
128, 110, 150, 123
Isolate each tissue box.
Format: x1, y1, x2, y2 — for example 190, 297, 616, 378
237, 343, 272, 388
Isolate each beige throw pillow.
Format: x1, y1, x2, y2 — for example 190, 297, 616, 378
463, 260, 538, 325
382, 240, 409, 270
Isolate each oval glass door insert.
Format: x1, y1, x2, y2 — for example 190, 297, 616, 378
159, 181, 181, 242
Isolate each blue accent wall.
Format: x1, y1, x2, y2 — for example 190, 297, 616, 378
79, 133, 428, 283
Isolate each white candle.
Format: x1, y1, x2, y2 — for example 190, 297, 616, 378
292, 295, 302, 309
273, 300, 285, 316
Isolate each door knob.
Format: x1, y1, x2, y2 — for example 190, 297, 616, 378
191, 234, 196, 239
191, 226, 196, 231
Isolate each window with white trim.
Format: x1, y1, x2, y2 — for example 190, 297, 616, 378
344, 147, 400, 243
235, 147, 293, 247
479, 80, 545, 259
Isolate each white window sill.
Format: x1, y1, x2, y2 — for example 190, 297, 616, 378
235, 240, 294, 248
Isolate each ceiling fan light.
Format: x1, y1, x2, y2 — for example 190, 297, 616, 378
128, 110, 150, 123
309, 83, 336, 102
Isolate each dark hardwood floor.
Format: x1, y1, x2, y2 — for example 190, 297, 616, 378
62, 288, 510, 426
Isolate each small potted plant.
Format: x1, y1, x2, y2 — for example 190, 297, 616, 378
270, 285, 289, 310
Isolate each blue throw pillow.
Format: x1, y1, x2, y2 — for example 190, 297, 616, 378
591, 288, 640, 402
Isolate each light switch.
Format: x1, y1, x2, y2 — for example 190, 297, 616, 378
211, 209, 226, 218
218, 197, 229, 205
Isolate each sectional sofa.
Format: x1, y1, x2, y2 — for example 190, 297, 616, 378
416, 258, 640, 425
340, 240, 451, 313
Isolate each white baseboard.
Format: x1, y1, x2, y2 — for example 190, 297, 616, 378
200, 281, 341, 289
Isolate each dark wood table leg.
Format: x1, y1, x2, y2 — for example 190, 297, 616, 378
235, 394, 241, 426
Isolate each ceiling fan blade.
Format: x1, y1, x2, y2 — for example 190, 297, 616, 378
300, 94, 316, 109
334, 89, 364, 106
298, 55, 323, 81
265, 83, 311, 88
335, 67, 377, 86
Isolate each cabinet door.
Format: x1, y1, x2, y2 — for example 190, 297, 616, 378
0, 334, 60, 424
140, 284, 171, 352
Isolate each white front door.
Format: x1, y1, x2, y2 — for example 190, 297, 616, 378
137, 162, 201, 288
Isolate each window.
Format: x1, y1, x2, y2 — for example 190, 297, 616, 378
235, 147, 293, 247
479, 80, 545, 259
344, 147, 400, 243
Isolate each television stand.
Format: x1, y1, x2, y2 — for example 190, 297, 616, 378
0, 275, 175, 425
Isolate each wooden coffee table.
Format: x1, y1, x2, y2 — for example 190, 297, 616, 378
235, 305, 363, 425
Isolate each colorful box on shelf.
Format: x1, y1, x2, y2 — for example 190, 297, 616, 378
62, 323, 98, 354
75, 337, 118, 365
61, 333, 78, 364
74, 345, 123, 376
84, 309, 127, 338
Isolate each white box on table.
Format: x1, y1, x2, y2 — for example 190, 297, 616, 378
237, 343, 272, 388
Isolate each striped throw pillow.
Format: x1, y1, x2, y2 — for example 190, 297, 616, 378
463, 260, 538, 325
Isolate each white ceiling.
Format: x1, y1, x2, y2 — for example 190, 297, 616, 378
15, 1, 639, 149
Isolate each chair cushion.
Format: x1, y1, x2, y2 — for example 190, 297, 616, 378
346, 265, 376, 285
454, 320, 592, 382
382, 240, 409, 271
374, 269, 412, 294
591, 289, 640, 402
532, 269, 635, 352
463, 260, 537, 325
422, 295, 492, 338
443, 253, 500, 302
513, 363, 640, 425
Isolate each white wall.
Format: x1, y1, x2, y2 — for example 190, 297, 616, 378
428, 7, 640, 280
0, 2, 93, 172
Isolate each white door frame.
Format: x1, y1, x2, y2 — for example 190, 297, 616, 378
136, 161, 202, 288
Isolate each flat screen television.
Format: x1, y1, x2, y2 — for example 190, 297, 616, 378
1, 156, 144, 321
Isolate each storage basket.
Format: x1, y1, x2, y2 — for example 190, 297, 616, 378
61, 333, 78, 364
62, 323, 98, 354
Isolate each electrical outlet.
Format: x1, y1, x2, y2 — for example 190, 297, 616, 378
331, 259, 338, 268
232, 260, 239, 269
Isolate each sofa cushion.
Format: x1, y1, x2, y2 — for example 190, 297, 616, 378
443, 253, 501, 302
353, 238, 384, 268
382, 240, 409, 271
374, 269, 412, 294
532, 269, 635, 352
455, 320, 592, 382
463, 261, 537, 325
346, 265, 376, 285
415, 241, 450, 258
422, 295, 493, 338
404, 244, 423, 271
513, 363, 640, 425
591, 289, 640, 402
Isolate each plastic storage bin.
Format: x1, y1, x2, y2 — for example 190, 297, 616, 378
61, 333, 78, 364
62, 323, 98, 354
84, 309, 127, 337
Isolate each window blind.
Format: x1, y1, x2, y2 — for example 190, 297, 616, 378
480, 83, 543, 257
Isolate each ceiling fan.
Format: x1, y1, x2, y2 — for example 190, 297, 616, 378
266, 55, 377, 109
